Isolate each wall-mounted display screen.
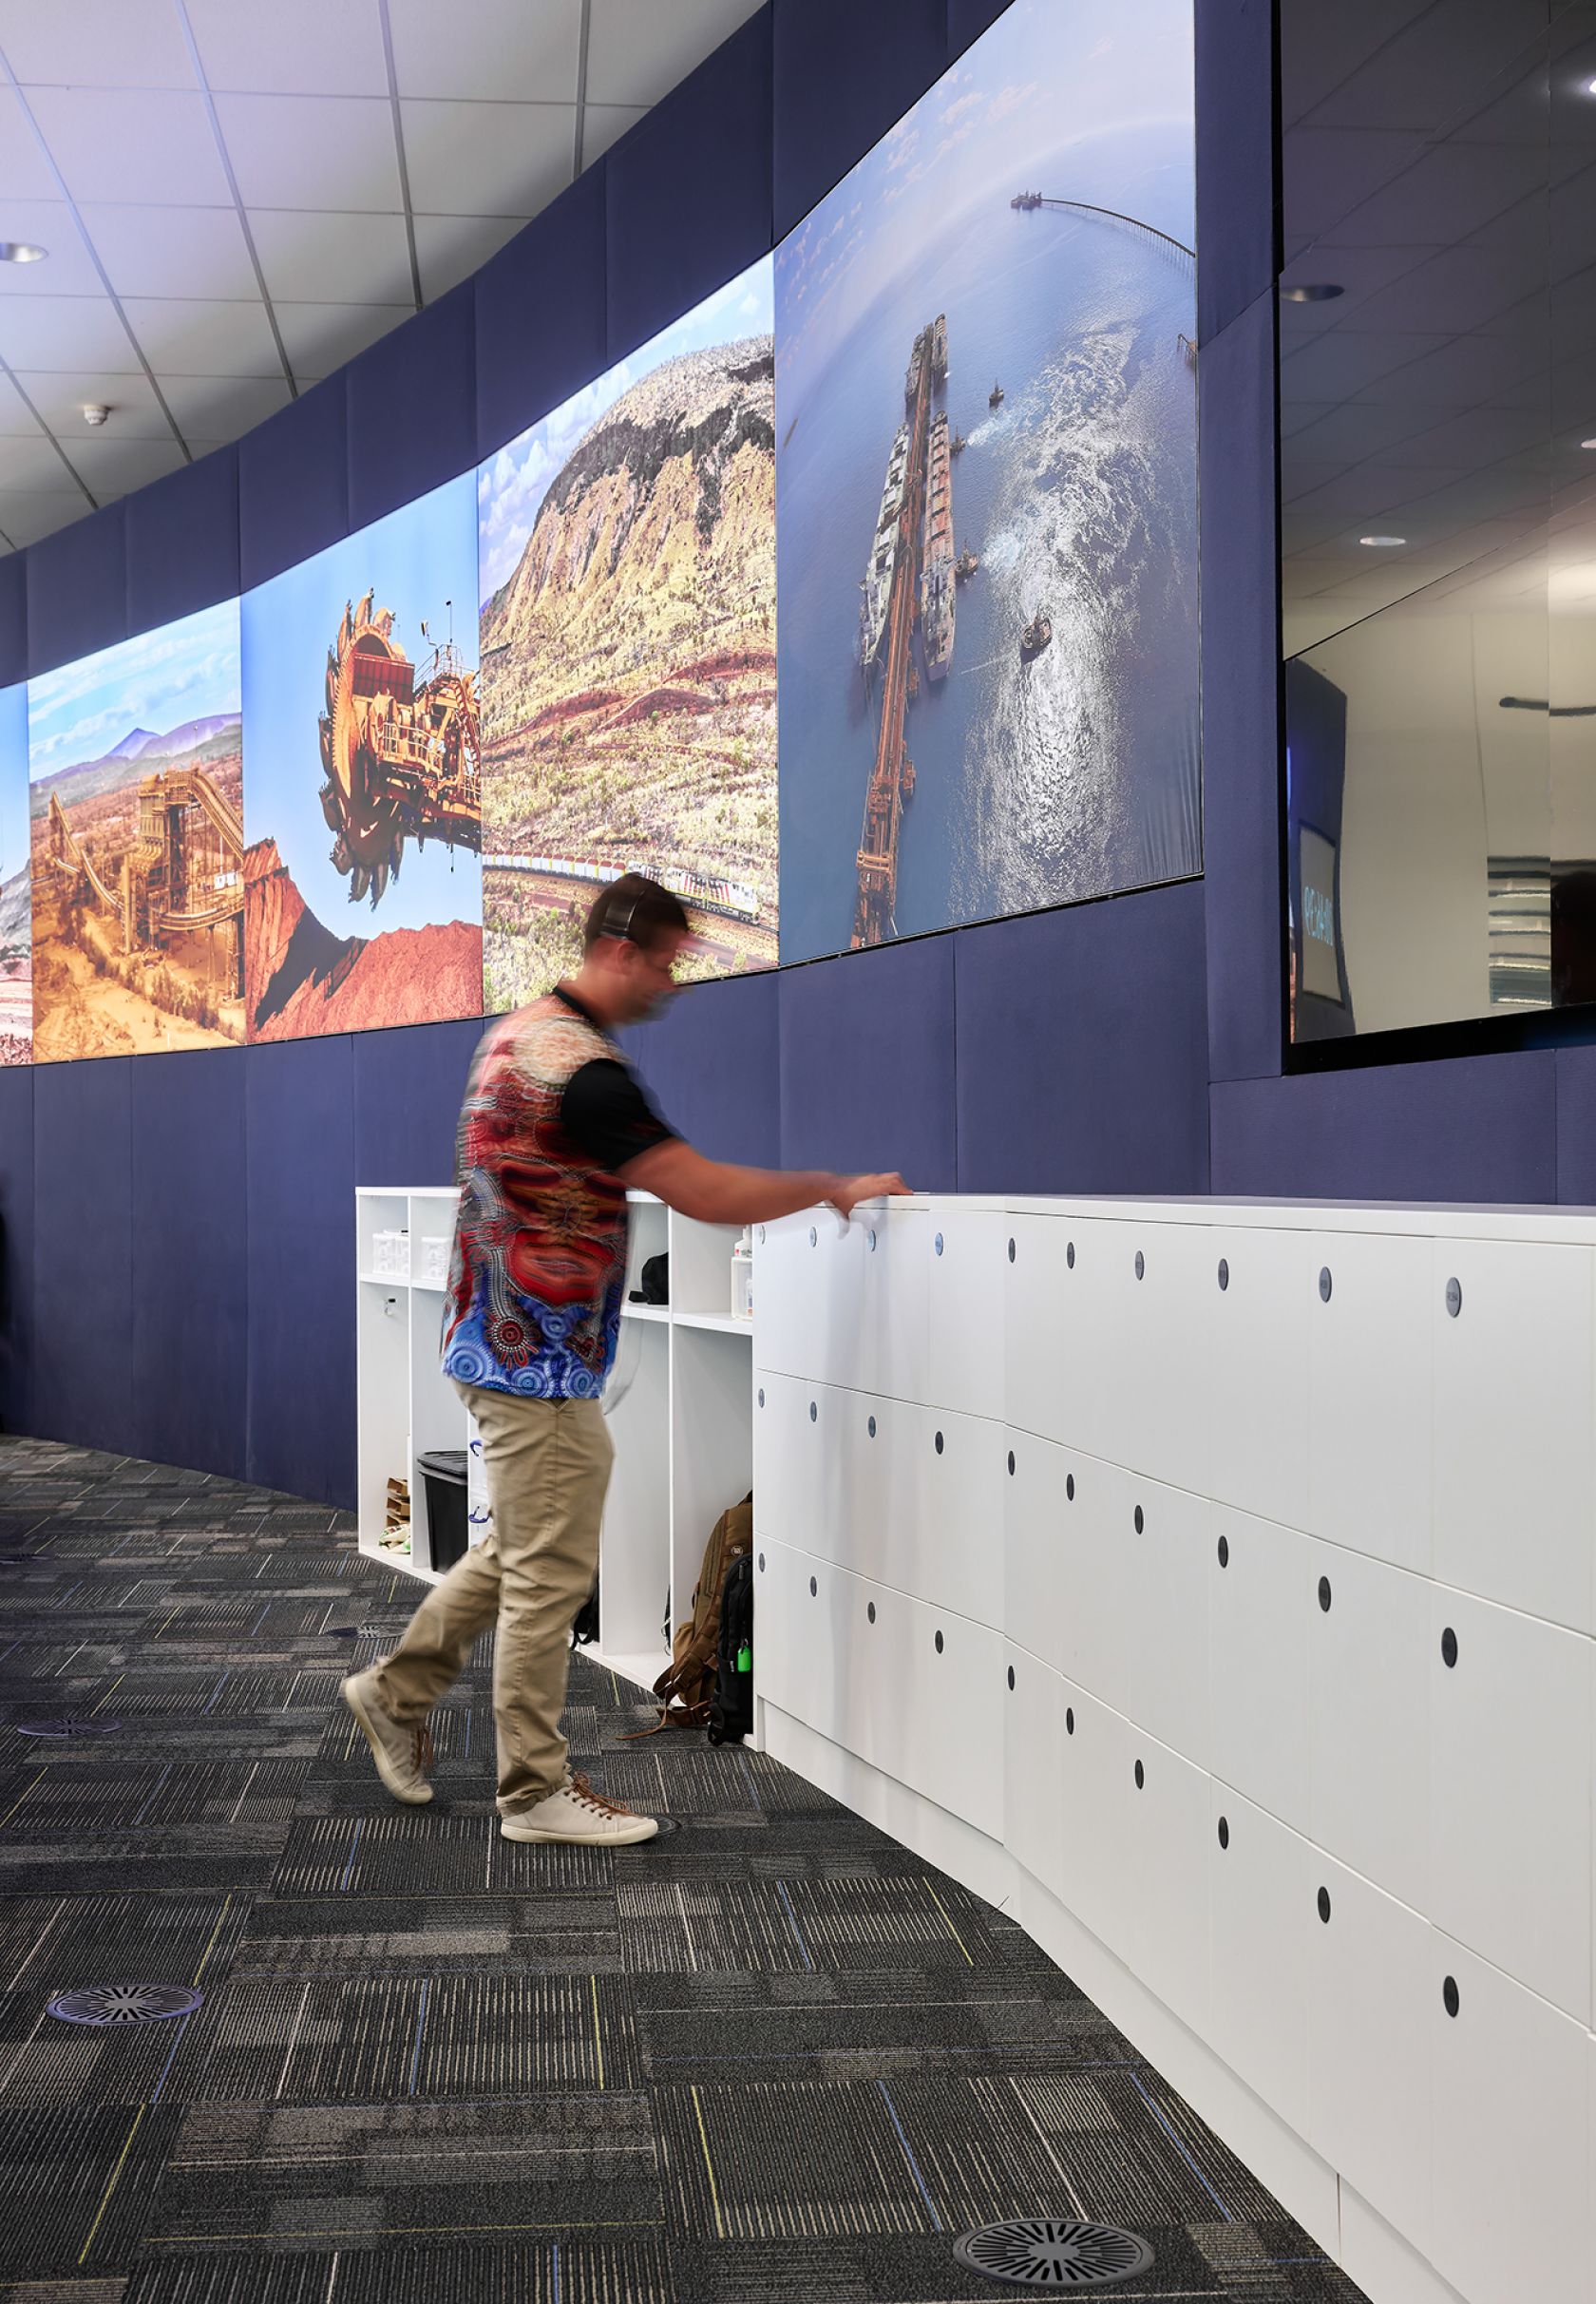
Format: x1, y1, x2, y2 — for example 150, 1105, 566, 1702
477, 256, 777, 1013
241, 475, 483, 1042
0, 682, 30, 1065
774, 0, 1199, 963
28, 600, 243, 1061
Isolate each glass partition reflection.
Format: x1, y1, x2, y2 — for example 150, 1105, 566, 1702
1281, 0, 1596, 1043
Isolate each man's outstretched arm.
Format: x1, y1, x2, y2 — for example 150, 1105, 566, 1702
618, 1137, 909, 1227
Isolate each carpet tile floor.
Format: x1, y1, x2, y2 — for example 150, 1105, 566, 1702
0, 1437, 1373, 2303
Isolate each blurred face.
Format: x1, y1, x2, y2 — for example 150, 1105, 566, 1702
613, 928, 692, 1021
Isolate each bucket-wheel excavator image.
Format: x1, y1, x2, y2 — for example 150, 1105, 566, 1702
317, 590, 481, 908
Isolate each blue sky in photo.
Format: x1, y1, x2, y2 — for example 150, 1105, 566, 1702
776, 0, 1194, 381
242, 471, 481, 938
477, 254, 773, 602
0, 682, 27, 887
27, 598, 240, 786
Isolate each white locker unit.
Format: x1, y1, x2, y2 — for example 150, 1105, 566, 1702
357, 1189, 755, 1695
752, 1192, 1596, 2304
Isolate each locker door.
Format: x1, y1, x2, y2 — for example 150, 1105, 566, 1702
858, 1202, 929, 1404
1115, 1475, 1210, 1770
1429, 1936, 1593, 2300
1003, 1429, 1077, 1679
1306, 1228, 1433, 1576
879, 1405, 1002, 1629
1428, 1586, 1592, 2025
1116, 1728, 1211, 2037
1308, 1538, 1430, 1914
1004, 1213, 1103, 1451
1208, 1222, 1315, 1530
1431, 1236, 1596, 1636
1209, 1507, 1312, 1834
928, 1204, 1007, 1422
1112, 1218, 1215, 1497
1207, 1785, 1313, 2135
1004, 1645, 1068, 1905
1305, 1854, 1433, 2259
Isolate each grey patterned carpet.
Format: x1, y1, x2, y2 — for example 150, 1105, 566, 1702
0, 1436, 1371, 2303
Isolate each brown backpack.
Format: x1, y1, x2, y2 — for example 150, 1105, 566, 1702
631, 1492, 752, 1735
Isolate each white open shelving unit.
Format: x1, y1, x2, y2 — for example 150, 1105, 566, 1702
355, 1187, 755, 1698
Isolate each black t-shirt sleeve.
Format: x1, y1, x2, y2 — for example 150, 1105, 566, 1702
560, 1057, 676, 1175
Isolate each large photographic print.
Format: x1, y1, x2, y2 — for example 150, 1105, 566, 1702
0, 683, 29, 1064
775, 0, 1199, 961
242, 477, 483, 1042
478, 257, 777, 1011
28, 603, 244, 1060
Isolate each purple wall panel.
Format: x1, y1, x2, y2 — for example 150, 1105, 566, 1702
1211, 1053, 1559, 1205
238, 375, 350, 594
0, 1064, 34, 1437
1554, 1045, 1596, 1204
945, 0, 1012, 65
27, 500, 127, 679
621, 967, 782, 1170
605, 11, 771, 360
1201, 290, 1282, 1088
779, 938, 957, 1190
955, 885, 1210, 1196
1195, 0, 1276, 344
771, 0, 947, 239
32, 1057, 136, 1456
124, 447, 240, 637
0, 552, 27, 690
347, 283, 477, 532
352, 1019, 479, 1191
475, 164, 608, 461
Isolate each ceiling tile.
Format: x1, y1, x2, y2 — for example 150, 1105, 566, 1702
249, 207, 413, 306
0, 295, 142, 372
1279, 0, 1432, 129
1305, 0, 1549, 136
1282, 126, 1428, 243
581, 103, 647, 164
411, 212, 528, 302
77, 203, 259, 302
1334, 141, 1548, 248
0, 86, 58, 201
272, 299, 410, 375
0, 202, 103, 297
388, 0, 581, 102
0, 0, 197, 89
399, 98, 573, 216
0, 432, 77, 490
118, 296, 283, 377
23, 86, 232, 207
66, 434, 190, 496
11, 370, 175, 442
156, 372, 294, 440
185, 0, 390, 97
0, 374, 48, 436
212, 92, 403, 211
1279, 329, 1451, 401
0, 493, 95, 547
585, 0, 761, 106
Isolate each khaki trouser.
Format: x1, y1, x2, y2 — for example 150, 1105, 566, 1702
374, 1382, 614, 1814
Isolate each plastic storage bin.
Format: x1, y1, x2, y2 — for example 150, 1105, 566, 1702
419, 1234, 449, 1285
418, 1449, 468, 1571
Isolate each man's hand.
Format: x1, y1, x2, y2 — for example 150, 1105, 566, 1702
830, 1172, 912, 1219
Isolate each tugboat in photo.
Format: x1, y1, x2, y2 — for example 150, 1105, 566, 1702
989, 379, 1005, 408
955, 542, 979, 583
950, 427, 967, 457
1020, 609, 1053, 662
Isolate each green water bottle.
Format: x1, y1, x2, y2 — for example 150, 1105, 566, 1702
736, 1641, 752, 1674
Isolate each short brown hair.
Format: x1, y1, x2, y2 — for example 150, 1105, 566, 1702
583, 873, 692, 953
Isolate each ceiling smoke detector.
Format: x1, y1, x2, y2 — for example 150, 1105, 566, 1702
82, 404, 110, 427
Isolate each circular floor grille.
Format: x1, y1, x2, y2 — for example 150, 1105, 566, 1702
16, 1717, 123, 1739
953, 2218, 1154, 2290
48, 1983, 203, 2026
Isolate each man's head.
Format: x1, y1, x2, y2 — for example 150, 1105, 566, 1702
574, 874, 694, 1024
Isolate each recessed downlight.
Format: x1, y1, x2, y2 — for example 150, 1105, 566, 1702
1360, 535, 1407, 547
1282, 282, 1343, 302
1582, 438, 1596, 450
0, 240, 47, 264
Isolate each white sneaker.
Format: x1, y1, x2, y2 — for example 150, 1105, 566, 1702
342, 1669, 434, 1805
500, 1772, 658, 1846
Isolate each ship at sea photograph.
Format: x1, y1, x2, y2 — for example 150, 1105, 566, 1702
28, 602, 245, 1061
774, 0, 1199, 962
0, 682, 30, 1063
477, 257, 777, 1012
241, 476, 483, 1043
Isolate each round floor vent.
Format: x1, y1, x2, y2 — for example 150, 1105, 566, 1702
17, 1717, 123, 1739
48, 1983, 203, 2026
953, 2218, 1154, 2289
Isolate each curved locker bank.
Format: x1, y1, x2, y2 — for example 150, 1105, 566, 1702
750, 1196, 1596, 2304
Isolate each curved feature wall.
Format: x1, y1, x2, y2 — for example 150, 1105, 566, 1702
752, 1197, 1596, 2304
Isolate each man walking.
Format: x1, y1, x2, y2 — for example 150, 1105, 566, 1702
343, 873, 908, 1845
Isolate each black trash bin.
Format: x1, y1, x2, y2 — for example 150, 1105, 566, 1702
418, 1449, 469, 1572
